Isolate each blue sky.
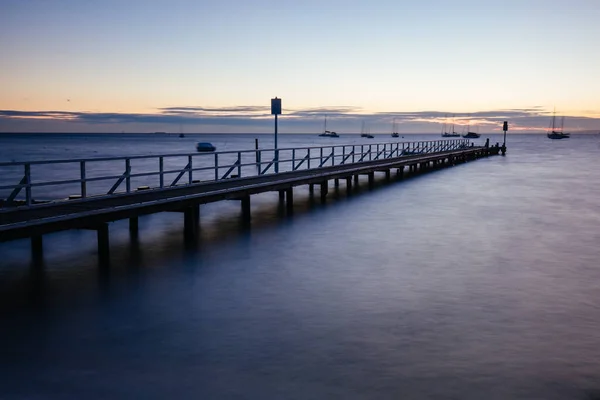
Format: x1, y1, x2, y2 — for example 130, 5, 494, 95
1, 0, 599, 133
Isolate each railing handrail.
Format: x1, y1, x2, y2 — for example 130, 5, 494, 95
0, 139, 468, 167
1, 139, 471, 206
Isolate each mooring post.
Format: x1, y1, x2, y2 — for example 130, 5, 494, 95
320, 181, 328, 202
285, 188, 293, 213
97, 223, 110, 266
129, 216, 139, 239
31, 235, 43, 267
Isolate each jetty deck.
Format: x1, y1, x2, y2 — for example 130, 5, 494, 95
0, 139, 502, 264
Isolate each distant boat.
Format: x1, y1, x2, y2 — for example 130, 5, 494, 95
196, 142, 216, 152
179, 133, 185, 138
360, 121, 374, 138
441, 114, 460, 137
391, 118, 399, 137
547, 109, 570, 139
463, 122, 480, 138
318, 116, 340, 138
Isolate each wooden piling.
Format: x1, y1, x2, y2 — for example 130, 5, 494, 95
97, 223, 110, 266
129, 216, 139, 239
241, 196, 251, 221
285, 188, 293, 213
320, 181, 328, 202
31, 235, 43, 267
184, 205, 199, 241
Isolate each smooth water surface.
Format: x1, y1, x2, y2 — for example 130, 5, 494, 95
1, 133, 600, 399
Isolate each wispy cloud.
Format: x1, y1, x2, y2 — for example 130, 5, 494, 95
1, 106, 599, 133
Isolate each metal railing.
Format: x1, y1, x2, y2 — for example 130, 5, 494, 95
0, 139, 470, 206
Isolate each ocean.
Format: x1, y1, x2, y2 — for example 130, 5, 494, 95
1, 133, 600, 399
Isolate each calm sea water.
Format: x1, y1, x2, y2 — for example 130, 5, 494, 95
1, 133, 600, 399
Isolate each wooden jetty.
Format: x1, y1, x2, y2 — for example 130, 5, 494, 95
0, 139, 502, 265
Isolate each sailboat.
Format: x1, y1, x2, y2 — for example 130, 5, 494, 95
318, 116, 340, 137
463, 121, 480, 138
391, 118, 399, 137
360, 121, 374, 138
547, 109, 570, 139
441, 114, 460, 137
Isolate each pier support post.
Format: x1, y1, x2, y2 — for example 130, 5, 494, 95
320, 181, 328, 203
129, 217, 139, 239
31, 235, 43, 267
385, 169, 391, 181
285, 188, 293, 213
278, 190, 285, 203
354, 174, 359, 185
184, 205, 199, 241
346, 177, 352, 195
97, 223, 110, 266
241, 196, 251, 222
397, 166, 404, 177
308, 184, 314, 194
368, 172, 374, 189
334, 178, 339, 187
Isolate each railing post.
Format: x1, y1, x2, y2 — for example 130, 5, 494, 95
214, 153, 219, 181
292, 149, 296, 170
237, 152, 242, 177
188, 155, 193, 184
159, 157, 164, 188
369, 144, 372, 160
331, 147, 334, 166
256, 150, 262, 174
125, 158, 131, 193
320, 148, 323, 167
25, 163, 31, 206
307, 148, 311, 169
80, 161, 87, 198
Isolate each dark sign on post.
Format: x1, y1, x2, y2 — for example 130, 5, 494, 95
503, 121, 508, 131
271, 97, 282, 115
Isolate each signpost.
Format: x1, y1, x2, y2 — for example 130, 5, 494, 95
271, 97, 282, 172
502, 121, 508, 155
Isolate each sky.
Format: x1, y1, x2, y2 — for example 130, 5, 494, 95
1, 0, 599, 134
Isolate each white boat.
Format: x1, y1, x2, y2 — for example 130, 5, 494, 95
391, 118, 399, 137
360, 121, 374, 138
318, 116, 340, 138
547, 109, 570, 139
441, 114, 460, 137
